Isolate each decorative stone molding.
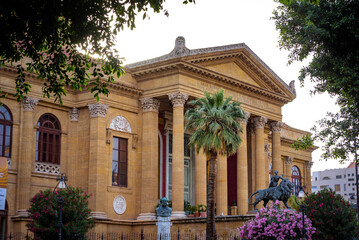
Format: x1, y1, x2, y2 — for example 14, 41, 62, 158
35, 162, 60, 174
168, 92, 189, 107
169, 36, 190, 57
106, 129, 112, 144
289, 80, 296, 96
69, 107, 80, 121
109, 116, 132, 133
253, 116, 267, 129
284, 156, 294, 166
88, 103, 108, 118
132, 135, 138, 149
140, 98, 160, 112
270, 121, 284, 133
264, 143, 271, 153
113, 195, 127, 215
305, 161, 314, 170
22, 97, 39, 111
240, 112, 251, 124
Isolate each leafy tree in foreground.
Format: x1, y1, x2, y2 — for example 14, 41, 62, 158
304, 188, 358, 240
0, 0, 194, 104
185, 89, 245, 240
273, 0, 359, 109
27, 187, 94, 240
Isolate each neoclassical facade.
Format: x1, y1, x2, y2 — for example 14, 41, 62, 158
0, 37, 315, 233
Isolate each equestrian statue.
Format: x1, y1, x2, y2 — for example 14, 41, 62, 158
248, 174, 294, 210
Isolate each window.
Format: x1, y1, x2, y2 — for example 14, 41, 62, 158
36, 114, 61, 164
323, 176, 330, 180
336, 175, 342, 179
335, 184, 340, 192
349, 183, 351, 186
344, 184, 346, 191
112, 137, 128, 187
291, 166, 301, 195
320, 185, 329, 189
0, 105, 12, 158
315, 177, 317, 181
349, 178, 355, 181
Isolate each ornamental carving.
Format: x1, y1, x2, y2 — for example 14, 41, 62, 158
169, 36, 190, 57
305, 161, 314, 170
168, 92, 189, 107
22, 97, 39, 111
140, 98, 160, 112
109, 116, 132, 133
88, 103, 108, 118
270, 122, 283, 133
132, 135, 138, 149
240, 112, 251, 124
113, 195, 126, 215
289, 80, 296, 96
69, 107, 80, 121
253, 116, 267, 128
284, 156, 294, 166
35, 162, 60, 174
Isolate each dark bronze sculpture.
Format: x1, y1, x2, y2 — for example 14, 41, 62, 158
156, 197, 172, 217
269, 170, 283, 188
248, 177, 293, 210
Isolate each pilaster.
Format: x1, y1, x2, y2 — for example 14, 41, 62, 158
138, 98, 160, 220
237, 112, 250, 214
168, 92, 188, 218
216, 154, 227, 216
16, 97, 38, 217
270, 122, 283, 176
88, 103, 108, 220
68, 108, 80, 186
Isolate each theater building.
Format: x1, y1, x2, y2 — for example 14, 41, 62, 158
0, 37, 315, 233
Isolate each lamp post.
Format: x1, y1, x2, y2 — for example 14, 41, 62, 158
295, 185, 307, 239
54, 173, 68, 240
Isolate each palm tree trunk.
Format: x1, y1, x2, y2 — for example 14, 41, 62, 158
206, 151, 217, 240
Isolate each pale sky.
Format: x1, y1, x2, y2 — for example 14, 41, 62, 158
115, 0, 346, 172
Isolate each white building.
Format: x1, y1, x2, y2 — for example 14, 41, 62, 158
311, 163, 357, 204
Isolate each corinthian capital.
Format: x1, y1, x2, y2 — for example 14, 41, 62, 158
88, 103, 108, 118
270, 121, 284, 133
284, 156, 293, 166
305, 161, 314, 170
140, 98, 160, 112
240, 112, 251, 124
168, 92, 189, 107
253, 116, 267, 129
22, 97, 39, 111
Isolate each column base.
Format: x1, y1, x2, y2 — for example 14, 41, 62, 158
137, 213, 156, 220
15, 209, 29, 218
171, 211, 186, 219
91, 211, 108, 220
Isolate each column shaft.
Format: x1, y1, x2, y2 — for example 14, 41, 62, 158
254, 117, 267, 191
195, 151, 206, 207
216, 154, 227, 216
271, 122, 283, 175
237, 119, 248, 214
285, 156, 293, 181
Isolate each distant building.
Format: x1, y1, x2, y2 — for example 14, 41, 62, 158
312, 163, 357, 204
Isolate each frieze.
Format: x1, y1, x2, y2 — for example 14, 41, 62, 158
168, 92, 189, 107
88, 103, 108, 118
22, 97, 39, 111
109, 116, 132, 133
140, 98, 160, 112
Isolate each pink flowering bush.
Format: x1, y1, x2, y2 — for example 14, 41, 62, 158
238, 201, 315, 240
27, 187, 94, 240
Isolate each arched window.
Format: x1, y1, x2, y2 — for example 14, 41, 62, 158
36, 114, 61, 164
291, 165, 301, 195
0, 105, 12, 158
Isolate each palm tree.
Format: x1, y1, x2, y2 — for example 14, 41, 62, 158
185, 89, 245, 240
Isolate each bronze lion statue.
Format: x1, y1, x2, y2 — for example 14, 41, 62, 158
248, 178, 293, 210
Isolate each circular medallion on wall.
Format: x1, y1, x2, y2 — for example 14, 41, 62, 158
113, 195, 126, 215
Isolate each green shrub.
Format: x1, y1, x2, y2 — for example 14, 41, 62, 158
27, 187, 95, 240
304, 188, 358, 240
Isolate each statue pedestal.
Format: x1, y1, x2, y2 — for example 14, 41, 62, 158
156, 216, 172, 240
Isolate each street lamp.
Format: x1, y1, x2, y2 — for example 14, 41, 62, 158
54, 173, 68, 240
295, 185, 307, 239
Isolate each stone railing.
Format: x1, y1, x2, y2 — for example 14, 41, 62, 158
35, 162, 60, 174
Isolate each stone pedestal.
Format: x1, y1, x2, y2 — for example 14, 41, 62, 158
157, 217, 172, 240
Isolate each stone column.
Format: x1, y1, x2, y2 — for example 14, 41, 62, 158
168, 92, 188, 218
285, 156, 293, 181
138, 98, 160, 220
216, 154, 228, 216
88, 103, 108, 220
237, 112, 250, 214
195, 150, 206, 207
305, 161, 313, 193
16, 97, 38, 218
253, 117, 267, 191
270, 122, 283, 176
